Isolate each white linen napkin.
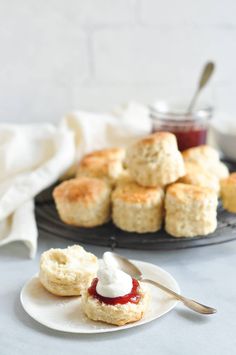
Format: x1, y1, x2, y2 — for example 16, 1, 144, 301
0, 103, 151, 258
0, 123, 75, 257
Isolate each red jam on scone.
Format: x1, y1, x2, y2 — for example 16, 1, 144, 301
82, 252, 149, 326
88, 277, 141, 305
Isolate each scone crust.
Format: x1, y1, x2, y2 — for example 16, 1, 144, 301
112, 181, 164, 233
182, 145, 220, 162
179, 162, 220, 195
82, 283, 149, 326
53, 177, 111, 227
83, 147, 125, 162
53, 177, 109, 204
220, 173, 236, 213
165, 183, 218, 237
76, 148, 125, 186
182, 145, 229, 179
134, 132, 178, 149
126, 132, 185, 187
39, 245, 98, 296
167, 182, 217, 202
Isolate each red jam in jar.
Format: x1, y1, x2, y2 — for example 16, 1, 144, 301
88, 277, 141, 305
151, 102, 212, 151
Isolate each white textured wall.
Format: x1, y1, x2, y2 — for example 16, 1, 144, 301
0, 0, 235, 122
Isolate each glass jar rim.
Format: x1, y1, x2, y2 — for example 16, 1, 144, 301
150, 101, 213, 122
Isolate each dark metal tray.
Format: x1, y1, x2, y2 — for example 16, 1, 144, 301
35, 159, 236, 250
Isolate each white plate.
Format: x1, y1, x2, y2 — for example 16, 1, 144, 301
20, 260, 180, 333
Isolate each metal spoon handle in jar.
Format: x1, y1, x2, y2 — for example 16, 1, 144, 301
141, 278, 217, 315
187, 61, 215, 114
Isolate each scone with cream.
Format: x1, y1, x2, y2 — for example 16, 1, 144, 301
126, 132, 185, 187
112, 181, 164, 233
165, 183, 218, 237
53, 177, 111, 227
82, 252, 149, 326
182, 145, 229, 180
220, 173, 236, 213
76, 148, 125, 186
39, 245, 98, 296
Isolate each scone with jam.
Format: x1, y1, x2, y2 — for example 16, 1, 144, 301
82, 253, 149, 326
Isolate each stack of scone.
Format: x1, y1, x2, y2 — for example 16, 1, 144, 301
53, 133, 232, 238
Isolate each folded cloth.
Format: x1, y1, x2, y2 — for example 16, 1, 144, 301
0, 102, 151, 258
0, 123, 75, 257
61, 102, 151, 176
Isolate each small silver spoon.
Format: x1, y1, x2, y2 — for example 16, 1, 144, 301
106, 252, 217, 315
187, 61, 215, 114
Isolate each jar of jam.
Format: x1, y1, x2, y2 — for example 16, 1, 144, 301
150, 101, 213, 151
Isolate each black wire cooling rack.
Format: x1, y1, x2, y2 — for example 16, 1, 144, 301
35, 159, 236, 250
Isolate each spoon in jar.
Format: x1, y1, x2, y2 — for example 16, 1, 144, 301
187, 61, 215, 114
105, 252, 217, 315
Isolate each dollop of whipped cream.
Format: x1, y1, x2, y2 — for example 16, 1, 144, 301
96, 252, 133, 298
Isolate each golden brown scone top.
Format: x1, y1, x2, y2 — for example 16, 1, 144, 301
221, 172, 236, 185
112, 181, 163, 204
166, 183, 216, 202
184, 161, 205, 174
77, 148, 125, 179
182, 145, 219, 162
180, 162, 219, 185
53, 177, 109, 204
83, 147, 125, 161
78, 156, 119, 174
134, 131, 177, 147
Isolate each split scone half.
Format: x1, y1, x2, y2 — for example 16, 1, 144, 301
112, 180, 164, 233
220, 173, 236, 213
126, 132, 185, 187
165, 183, 218, 237
82, 284, 149, 326
39, 245, 98, 296
53, 177, 111, 227
82, 252, 149, 326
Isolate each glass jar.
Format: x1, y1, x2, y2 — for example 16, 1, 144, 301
150, 101, 213, 151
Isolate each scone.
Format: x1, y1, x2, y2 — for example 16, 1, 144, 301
114, 169, 134, 186
179, 162, 220, 195
182, 145, 229, 179
220, 173, 236, 213
165, 183, 218, 237
39, 245, 98, 296
82, 254, 149, 326
126, 132, 185, 187
76, 148, 125, 186
112, 181, 164, 233
82, 283, 148, 326
53, 177, 111, 227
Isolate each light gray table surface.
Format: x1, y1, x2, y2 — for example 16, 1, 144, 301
1, 232, 236, 355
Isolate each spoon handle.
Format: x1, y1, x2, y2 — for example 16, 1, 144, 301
187, 61, 215, 114
141, 278, 216, 315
